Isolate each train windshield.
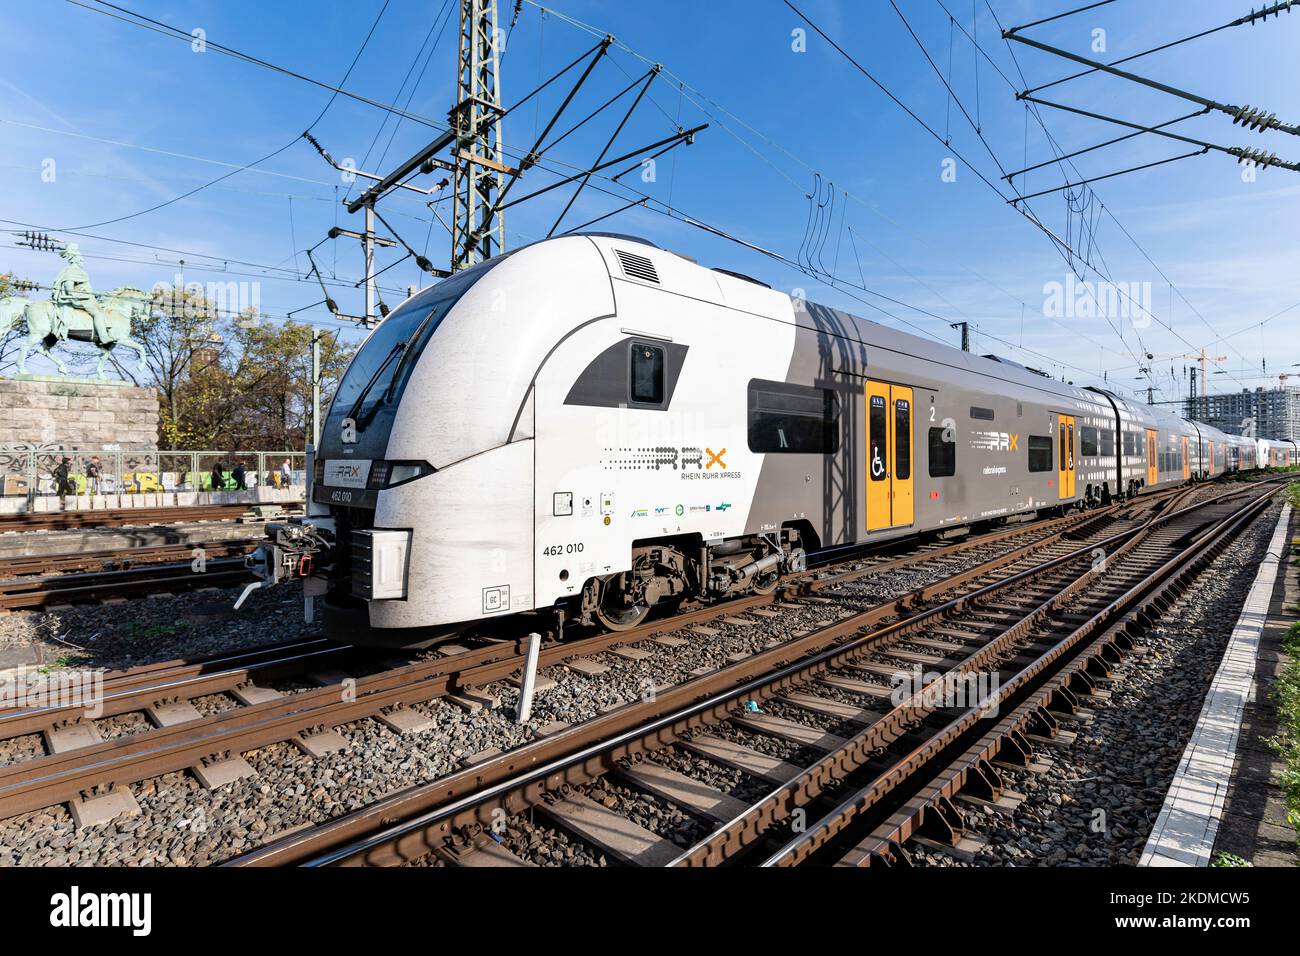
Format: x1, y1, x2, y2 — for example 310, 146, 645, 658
329, 260, 498, 434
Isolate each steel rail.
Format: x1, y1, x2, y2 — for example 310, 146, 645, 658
229, 481, 1265, 865
0, 557, 254, 611
667, 486, 1272, 865
0, 539, 258, 577
0, 503, 278, 533
0, 490, 1118, 758
762, 488, 1278, 867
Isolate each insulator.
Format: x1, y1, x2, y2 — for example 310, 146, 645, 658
1231, 105, 1283, 132
1234, 147, 1280, 168
1243, 1, 1296, 24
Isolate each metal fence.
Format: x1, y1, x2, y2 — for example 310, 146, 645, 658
0, 446, 308, 497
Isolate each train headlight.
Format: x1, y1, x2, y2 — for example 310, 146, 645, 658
365, 460, 435, 490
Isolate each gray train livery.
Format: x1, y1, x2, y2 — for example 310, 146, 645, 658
239, 234, 1295, 647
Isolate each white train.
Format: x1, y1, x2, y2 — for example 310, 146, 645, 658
241, 234, 1295, 647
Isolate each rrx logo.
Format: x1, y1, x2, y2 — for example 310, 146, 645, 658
639, 447, 727, 470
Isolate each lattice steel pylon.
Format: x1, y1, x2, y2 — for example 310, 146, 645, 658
451, 0, 507, 269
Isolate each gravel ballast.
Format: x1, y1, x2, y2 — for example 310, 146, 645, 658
0, 489, 1267, 866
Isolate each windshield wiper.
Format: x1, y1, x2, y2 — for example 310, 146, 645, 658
381, 305, 443, 405
345, 341, 406, 429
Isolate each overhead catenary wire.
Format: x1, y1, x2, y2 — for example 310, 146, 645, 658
943, 0, 1263, 381
0, 220, 409, 296
982, 1, 1260, 390
1004, 30, 1300, 136
55, 0, 393, 231
1019, 0, 1299, 98
523, 0, 1061, 346
46, 0, 1287, 397
520, 0, 1152, 384
943, 0, 1255, 398
871, 1, 1158, 382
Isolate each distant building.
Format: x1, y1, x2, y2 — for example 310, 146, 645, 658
190, 332, 224, 374
1186, 385, 1300, 441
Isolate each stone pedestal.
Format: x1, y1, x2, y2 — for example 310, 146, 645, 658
0, 377, 159, 449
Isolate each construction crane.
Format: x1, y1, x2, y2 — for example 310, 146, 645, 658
1146, 348, 1228, 419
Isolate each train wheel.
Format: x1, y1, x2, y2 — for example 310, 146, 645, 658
594, 599, 651, 630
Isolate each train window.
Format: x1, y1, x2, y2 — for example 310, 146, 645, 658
1028, 435, 1053, 472
1059, 423, 1066, 469
895, 399, 911, 480
928, 427, 955, 477
869, 395, 888, 479
1100, 429, 1115, 456
1080, 426, 1099, 457
329, 285, 466, 433
747, 380, 839, 454
629, 343, 664, 405
970, 406, 995, 421
1123, 431, 1138, 456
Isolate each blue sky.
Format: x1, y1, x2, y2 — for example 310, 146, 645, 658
2, 0, 1297, 404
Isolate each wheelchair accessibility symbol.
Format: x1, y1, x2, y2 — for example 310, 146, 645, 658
871, 446, 886, 479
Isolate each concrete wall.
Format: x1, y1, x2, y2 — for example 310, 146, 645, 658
0, 377, 159, 449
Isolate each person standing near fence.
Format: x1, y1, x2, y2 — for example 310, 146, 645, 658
232, 461, 247, 491
85, 456, 101, 496
210, 461, 226, 492
53, 457, 73, 509
279, 458, 292, 488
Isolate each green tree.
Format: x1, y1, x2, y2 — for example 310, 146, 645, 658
228, 316, 353, 450
135, 285, 230, 447
131, 286, 355, 451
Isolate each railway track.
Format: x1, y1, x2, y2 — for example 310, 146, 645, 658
0, 540, 259, 578
0, 540, 261, 611
0, 478, 1260, 857
0, 480, 1196, 616
0, 503, 281, 534
217, 477, 1280, 866
0, 484, 1141, 825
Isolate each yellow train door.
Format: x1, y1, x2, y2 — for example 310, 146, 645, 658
1181, 437, 1190, 480
865, 381, 915, 532
1146, 429, 1158, 486
1057, 414, 1076, 500
1208, 440, 1215, 477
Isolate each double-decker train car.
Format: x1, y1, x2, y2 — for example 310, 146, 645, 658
1220, 432, 1257, 474
1259, 437, 1298, 468
243, 234, 1278, 647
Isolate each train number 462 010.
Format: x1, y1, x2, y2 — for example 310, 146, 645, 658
541, 542, 585, 557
